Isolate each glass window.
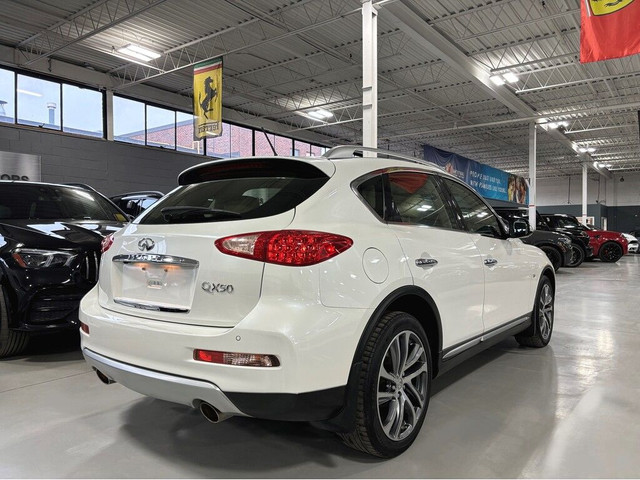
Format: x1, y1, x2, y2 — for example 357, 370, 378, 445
254, 132, 293, 156
357, 175, 384, 218
146, 105, 175, 149
310, 145, 326, 156
275, 135, 293, 155
230, 124, 253, 157
176, 112, 204, 154
443, 178, 503, 236
0, 68, 15, 124
294, 140, 311, 156
62, 84, 103, 138
388, 172, 454, 228
17, 75, 61, 130
206, 122, 231, 157
113, 96, 145, 144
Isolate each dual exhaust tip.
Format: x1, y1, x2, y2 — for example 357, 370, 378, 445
94, 370, 231, 423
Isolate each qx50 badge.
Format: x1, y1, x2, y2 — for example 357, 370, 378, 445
138, 238, 155, 251
202, 282, 234, 294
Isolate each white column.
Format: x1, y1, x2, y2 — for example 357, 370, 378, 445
582, 163, 588, 221
105, 90, 114, 141
528, 122, 537, 230
362, 0, 378, 153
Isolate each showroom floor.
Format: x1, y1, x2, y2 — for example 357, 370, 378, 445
1, 256, 639, 478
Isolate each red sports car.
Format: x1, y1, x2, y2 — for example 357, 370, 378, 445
540, 214, 628, 263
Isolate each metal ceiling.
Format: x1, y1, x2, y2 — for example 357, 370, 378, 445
1, 0, 639, 177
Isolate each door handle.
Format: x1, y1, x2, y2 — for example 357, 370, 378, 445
484, 258, 498, 266
416, 258, 438, 267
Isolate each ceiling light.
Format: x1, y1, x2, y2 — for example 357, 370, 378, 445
503, 72, 519, 83
116, 44, 161, 62
604, 164, 612, 168
490, 75, 505, 85
17, 89, 42, 97
579, 147, 588, 153
308, 108, 333, 120
587, 147, 596, 153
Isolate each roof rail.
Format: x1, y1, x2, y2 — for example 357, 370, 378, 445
323, 145, 443, 171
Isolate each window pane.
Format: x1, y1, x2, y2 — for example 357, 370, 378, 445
146, 105, 175, 149
443, 179, 502, 236
254, 131, 276, 156
114, 96, 145, 144
0, 68, 15, 124
274, 135, 292, 155
17, 75, 60, 130
230, 124, 253, 157
311, 145, 327, 156
388, 173, 454, 228
206, 122, 231, 157
62, 84, 103, 138
357, 175, 384, 218
294, 140, 311, 156
176, 112, 203, 154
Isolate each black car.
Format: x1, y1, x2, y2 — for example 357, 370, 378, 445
0, 182, 127, 357
110, 191, 163, 218
494, 206, 592, 267
498, 213, 572, 271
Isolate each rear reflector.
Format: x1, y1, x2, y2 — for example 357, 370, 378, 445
80, 322, 90, 334
215, 230, 353, 266
194, 349, 280, 367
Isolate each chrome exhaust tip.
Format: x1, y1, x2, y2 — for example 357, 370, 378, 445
96, 369, 115, 385
199, 401, 231, 423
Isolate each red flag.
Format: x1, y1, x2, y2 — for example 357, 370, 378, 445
580, 0, 640, 63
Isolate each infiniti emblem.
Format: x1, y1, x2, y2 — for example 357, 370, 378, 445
138, 238, 155, 251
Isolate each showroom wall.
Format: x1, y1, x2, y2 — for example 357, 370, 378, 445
0, 124, 204, 196
536, 172, 640, 231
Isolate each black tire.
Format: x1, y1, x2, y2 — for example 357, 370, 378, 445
540, 246, 562, 271
566, 244, 585, 268
599, 241, 623, 263
515, 276, 554, 348
0, 287, 29, 358
339, 311, 432, 458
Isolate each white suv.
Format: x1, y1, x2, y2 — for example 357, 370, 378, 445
80, 146, 555, 457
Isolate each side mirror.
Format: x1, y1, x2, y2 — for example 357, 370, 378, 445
510, 218, 531, 238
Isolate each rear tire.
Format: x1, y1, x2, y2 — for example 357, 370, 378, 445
0, 287, 29, 358
515, 276, 554, 348
339, 311, 432, 458
540, 246, 562, 271
599, 242, 623, 263
566, 244, 584, 268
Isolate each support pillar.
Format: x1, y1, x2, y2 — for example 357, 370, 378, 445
582, 163, 588, 223
528, 122, 537, 230
105, 90, 114, 141
362, 0, 378, 153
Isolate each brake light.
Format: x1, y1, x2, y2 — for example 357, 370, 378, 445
194, 349, 280, 367
215, 230, 353, 266
101, 234, 114, 253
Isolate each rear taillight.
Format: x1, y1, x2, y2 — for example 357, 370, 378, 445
101, 234, 114, 253
215, 230, 353, 266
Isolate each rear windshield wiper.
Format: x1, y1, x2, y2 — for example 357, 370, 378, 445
161, 206, 243, 223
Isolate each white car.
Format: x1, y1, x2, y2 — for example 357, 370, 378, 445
80, 146, 555, 458
621, 233, 638, 254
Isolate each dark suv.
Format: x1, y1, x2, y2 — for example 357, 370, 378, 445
0, 182, 127, 357
494, 207, 589, 268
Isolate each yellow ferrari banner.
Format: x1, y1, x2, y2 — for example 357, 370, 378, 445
193, 57, 222, 139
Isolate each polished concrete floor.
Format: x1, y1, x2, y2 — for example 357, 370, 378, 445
1, 255, 639, 478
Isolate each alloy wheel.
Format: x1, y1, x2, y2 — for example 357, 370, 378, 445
377, 330, 429, 441
538, 283, 554, 341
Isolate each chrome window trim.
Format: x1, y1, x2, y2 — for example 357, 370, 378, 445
112, 254, 199, 267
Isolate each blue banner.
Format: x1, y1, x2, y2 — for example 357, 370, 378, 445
424, 145, 528, 204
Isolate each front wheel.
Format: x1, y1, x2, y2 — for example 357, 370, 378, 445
339, 311, 432, 457
0, 287, 29, 358
515, 276, 554, 348
540, 246, 562, 271
566, 244, 584, 268
599, 241, 623, 263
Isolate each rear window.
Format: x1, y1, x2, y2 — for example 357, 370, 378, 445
141, 160, 329, 224
0, 184, 125, 221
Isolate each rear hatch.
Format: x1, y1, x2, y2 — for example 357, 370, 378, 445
99, 157, 333, 328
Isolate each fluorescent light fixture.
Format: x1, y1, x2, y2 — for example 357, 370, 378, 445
17, 89, 42, 97
558, 121, 569, 128
308, 108, 333, 120
548, 122, 558, 129
579, 147, 588, 153
604, 164, 612, 168
587, 147, 596, 153
490, 75, 505, 85
503, 72, 519, 83
116, 44, 161, 62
